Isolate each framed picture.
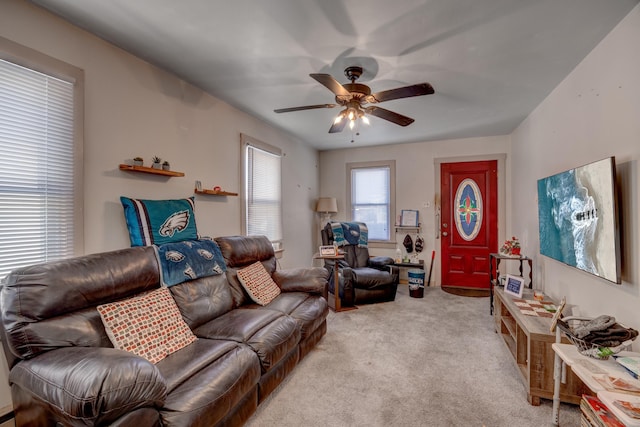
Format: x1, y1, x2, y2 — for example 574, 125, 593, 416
504, 274, 525, 298
550, 296, 567, 333
401, 209, 419, 227
195, 180, 202, 191
319, 245, 337, 256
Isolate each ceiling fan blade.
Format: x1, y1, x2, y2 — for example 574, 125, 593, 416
274, 104, 337, 113
365, 106, 415, 126
310, 73, 351, 96
328, 118, 348, 133
368, 83, 434, 103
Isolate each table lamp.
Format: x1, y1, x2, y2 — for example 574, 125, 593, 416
316, 197, 337, 227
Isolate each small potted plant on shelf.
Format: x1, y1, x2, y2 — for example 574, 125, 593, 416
151, 156, 162, 169
500, 236, 521, 256
162, 160, 170, 171
133, 156, 143, 166
511, 237, 521, 255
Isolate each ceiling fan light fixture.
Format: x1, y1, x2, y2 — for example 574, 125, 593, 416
274, 66, 434, 136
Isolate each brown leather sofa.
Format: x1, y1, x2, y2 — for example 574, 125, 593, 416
0, 235, 328, 427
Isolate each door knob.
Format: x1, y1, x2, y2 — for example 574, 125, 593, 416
442, 231, 448, 236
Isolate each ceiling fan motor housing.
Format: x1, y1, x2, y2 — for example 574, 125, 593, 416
336, 83, 371, 104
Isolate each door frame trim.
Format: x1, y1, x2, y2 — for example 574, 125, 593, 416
434, 154, 508, 287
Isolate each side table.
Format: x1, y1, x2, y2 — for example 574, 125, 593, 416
313, 253, 349, 312
392, 260, 425, 284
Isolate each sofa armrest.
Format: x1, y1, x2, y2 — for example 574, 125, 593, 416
368, 256, 395, 270
272, 267, 328, 297
10, 347, 166, 425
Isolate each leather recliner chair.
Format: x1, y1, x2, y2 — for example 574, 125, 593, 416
321, 222, 399, 307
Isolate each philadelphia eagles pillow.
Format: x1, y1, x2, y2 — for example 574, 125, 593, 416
120, 196, 199, 246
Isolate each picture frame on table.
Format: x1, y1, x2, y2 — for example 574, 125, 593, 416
400, 209, 419, 227
319, 245, 337, 256
504, 274, 525, 298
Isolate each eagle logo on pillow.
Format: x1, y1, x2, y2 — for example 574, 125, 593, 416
160, 210, 190, 237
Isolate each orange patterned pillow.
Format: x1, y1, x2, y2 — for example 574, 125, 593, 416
237, 261, 281, 305
97, 287, 197, 364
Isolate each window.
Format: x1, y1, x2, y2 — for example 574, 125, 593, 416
0, 39, 83, 281
347, 160, 396, 246
241, 134, 282, 248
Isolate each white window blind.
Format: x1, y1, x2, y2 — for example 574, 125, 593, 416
243, 137, 282, 244
350, 163, 393, 241
0, 59, 76, 280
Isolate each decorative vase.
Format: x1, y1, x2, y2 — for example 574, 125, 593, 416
152, 162, 161, 169
162, 164, 170, 171
512, 247, 521, 256
133, 159, 143, 166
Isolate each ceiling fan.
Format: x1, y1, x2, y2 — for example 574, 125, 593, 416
274, 66, 434, 133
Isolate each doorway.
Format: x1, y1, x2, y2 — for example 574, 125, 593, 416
440, 160, 498, 292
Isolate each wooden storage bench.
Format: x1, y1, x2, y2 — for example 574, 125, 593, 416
493, 288, 589, 405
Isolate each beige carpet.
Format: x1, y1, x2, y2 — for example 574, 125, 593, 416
245, 285, 580, 426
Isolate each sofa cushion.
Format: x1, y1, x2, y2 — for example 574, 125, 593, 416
9, 347, 167, 426
97, 287, 197, 364
237, 261, 281, 306
169, 274, 234, 330
193, 309, 300, 373
1, 246, 160, 360
157, 338, 260, 426
256, 293, 328, 341
120, 196, 199, 246
215, 235, 275, 269
351, 267, 396, 289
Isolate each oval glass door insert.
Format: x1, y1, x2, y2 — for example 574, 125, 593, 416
454, 178, 483, 241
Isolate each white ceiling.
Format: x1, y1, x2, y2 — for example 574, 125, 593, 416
30, 0, 638, 150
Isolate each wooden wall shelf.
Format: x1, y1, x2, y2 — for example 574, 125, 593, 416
119, 164, 185, 177
195, 189, 238, 196
395, 224, 421, 233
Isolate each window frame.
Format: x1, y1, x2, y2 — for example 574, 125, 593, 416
0, 36, 84, 279
346, 160, 396, 249
240, 133, 283, 251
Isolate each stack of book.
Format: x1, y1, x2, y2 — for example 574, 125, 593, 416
581, 395, 625, 427
580, 370, 640, 426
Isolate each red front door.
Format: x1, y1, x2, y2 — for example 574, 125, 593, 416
440, 161, 498, 289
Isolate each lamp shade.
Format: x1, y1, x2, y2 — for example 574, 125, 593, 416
316, 197, 337, 213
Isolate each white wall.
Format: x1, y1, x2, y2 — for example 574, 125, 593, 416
319, 135, 510, 285
0, 1, 320, 413
0, 0, 319, 269
511, 5, 640, 345
2, 0, 639, 414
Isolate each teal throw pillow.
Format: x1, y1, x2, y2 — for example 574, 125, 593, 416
120, 197, 199, 246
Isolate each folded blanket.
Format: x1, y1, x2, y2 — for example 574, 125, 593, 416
583, 324, 639, 347
155, 239, 226, 287
573, 315, 617, 339
330, 222, 368, 247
